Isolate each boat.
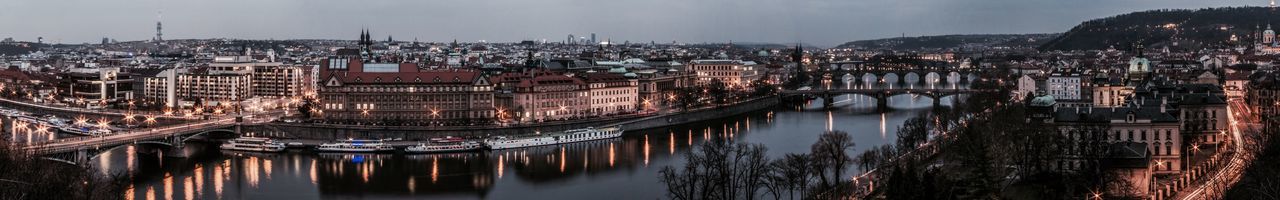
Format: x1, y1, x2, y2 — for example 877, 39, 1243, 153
484, 126, 624, 150
219, 137, 287, 152
429, 136, 466, 143
316, 139, 396, 153
404, 141, 484, 153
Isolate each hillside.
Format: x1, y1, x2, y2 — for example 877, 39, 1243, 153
836, 34, 1058, 50
1040, 7, 1280, 51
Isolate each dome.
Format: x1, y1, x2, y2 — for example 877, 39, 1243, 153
1028, 95, 1056, 107
624, 72, 638, 78
1128, 57, 1150, 73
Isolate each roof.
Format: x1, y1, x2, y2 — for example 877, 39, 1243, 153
1178, 93, 1226, 105
580, 72, 630, 83
320, 59, 484, 85
1053, 106, 1178, 123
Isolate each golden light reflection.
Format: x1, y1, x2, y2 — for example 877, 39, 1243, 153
146, 185, 155, 200
126, 185, 135, 200
127, 146, 135, 172
609, 142, 616, 167
669, 132, 676, 155
497, 154, 505, 179
163, 173, 173, 200
559, 146, 566, 173
184, 176, 193, 200
309, 160, 318, 185
880, 113, 887, 139
432, 157, 439, 183
194, 164, 203, 196
688, 130, 693, 146
246, 157, 261, 187
214, 162, 224, 199
644, 135, 651, 166
264, 159, 273, 179
827, 111, 834, 131
408, 176, 417, 194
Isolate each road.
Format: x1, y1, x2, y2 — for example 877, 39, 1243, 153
0, 97, 196, 120
21, 110, 285, 154
1176, 99, 1256, 200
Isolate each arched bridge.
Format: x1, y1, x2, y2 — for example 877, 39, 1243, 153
779, 88, 998, 109
21, 117, 248, 165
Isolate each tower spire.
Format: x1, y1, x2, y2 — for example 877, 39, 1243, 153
154, 11, 163, 42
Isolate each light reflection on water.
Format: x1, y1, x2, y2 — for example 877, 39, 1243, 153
90, 95, 952, 200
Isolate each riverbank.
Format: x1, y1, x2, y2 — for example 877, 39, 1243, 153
241, 97, 781, 140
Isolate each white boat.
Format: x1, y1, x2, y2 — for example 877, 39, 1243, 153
316, 139, 396, 153
485, 126, 623, 150
220, 137, 287, 153
404, 141, 484, 153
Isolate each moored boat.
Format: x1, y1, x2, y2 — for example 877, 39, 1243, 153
220, 137, 287, 152
404, 141, 484, 153
484, 126, 623, 150
316, 139, 396, 153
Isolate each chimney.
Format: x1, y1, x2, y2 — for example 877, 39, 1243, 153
1160, 97, 1168, 113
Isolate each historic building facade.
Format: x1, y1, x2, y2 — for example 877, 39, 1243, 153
317, 58, 495, 124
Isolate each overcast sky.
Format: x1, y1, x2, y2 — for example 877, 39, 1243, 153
0, 0, 1261, 46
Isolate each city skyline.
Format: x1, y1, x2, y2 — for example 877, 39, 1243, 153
0, 0, 1260, 46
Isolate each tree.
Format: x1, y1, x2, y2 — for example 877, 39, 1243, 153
296, 98, 315, 119
707, 78, 729, 105
896, 116, 930, 155
810, 131, 855, 190
659, 140, 773, 200
0, 143, 129, 200
764, 153, 813, 200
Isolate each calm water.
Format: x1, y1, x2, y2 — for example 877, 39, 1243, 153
92, 93, 956, 200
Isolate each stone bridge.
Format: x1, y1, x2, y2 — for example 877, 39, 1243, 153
778, 88, 998, 110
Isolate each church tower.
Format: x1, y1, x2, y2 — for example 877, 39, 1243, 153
1264, 24, 1275, 46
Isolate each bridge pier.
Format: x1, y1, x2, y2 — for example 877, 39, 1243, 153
164, 135, 188, 158
74, 149, 89, 165
875, 93, 889, 112
932, 96, 942, 108
822, 93, 835, 109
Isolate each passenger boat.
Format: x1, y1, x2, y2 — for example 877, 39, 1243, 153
316, 139, 396, 153
404, 141, 484, 153
219, 137, 287, 152
484, 126, 623, 150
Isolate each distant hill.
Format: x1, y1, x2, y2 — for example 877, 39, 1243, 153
1040, 7, 1280, 51
835, 34, 1059, 50
0, 43, 42, 56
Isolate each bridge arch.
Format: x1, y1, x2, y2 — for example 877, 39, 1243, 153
882, 73, 900, 86
904, 72, 921, 85
947, 72, 961, 84
924, 72, 942, 85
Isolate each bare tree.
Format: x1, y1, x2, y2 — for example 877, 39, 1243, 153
810, 131, 855, 191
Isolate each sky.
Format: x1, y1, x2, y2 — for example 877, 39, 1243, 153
0, 0, 1264, 46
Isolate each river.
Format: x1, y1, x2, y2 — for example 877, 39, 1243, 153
84, 92, 957, 200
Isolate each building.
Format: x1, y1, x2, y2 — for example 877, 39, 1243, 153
1092, 75, 1132, 108
1247, 71, 1280, 119
1176, 93, 1228, 146
689, 59, 760, 88
501, 71, 589, 122
144, 67, 252, 108
317, 58, 495, 125
634, 68, 694, 108
59, 67, 133, 108
1050, 105, 1182, 175
581, 73, 638, 116
1015, 74, 1037, 101
143, 56, 302, 108
1046, 69, 1084, 104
